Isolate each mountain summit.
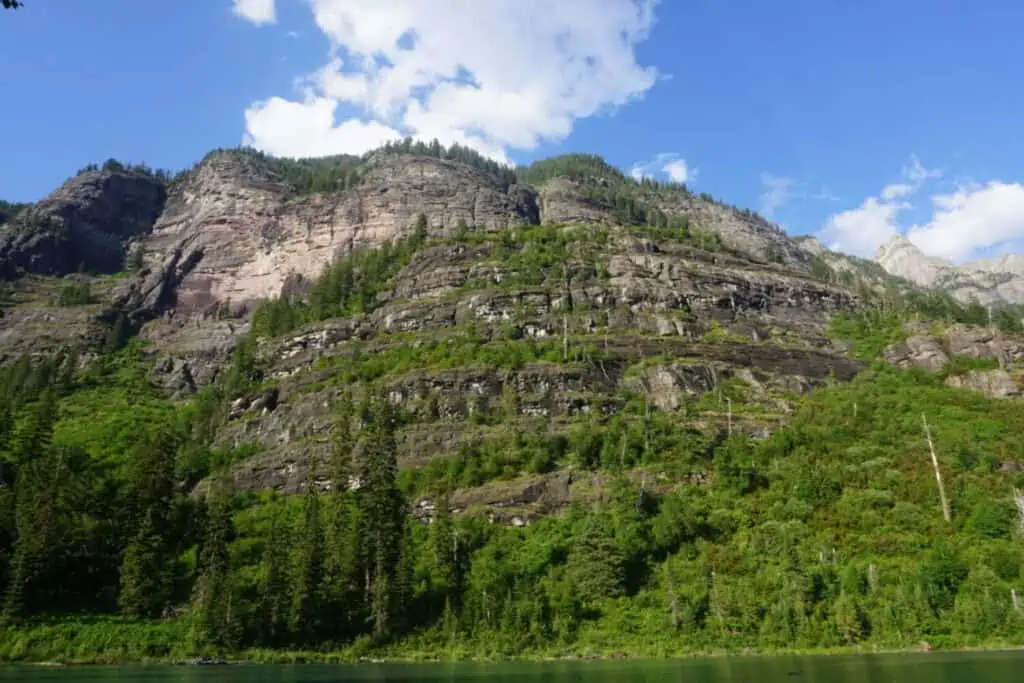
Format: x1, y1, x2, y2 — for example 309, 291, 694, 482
875, 233, 1024, 305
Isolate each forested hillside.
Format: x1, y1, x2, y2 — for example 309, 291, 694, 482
1, 206, 1023, 663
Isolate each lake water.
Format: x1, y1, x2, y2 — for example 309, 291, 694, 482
2, 652, 1023, 682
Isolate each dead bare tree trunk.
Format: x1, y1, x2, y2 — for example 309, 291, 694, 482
1012, 589, 1024, 617
644, 400, 651, 456
1013, 488, 1024, 537
665, 562, 681, 630
562, 315, 569, 361
922, 414, 952, 524
726, 397, 733, 437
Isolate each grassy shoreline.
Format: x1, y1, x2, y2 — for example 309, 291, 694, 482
2, 619, 1022, 667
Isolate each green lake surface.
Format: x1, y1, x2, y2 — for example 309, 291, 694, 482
2, 652, 1023, 682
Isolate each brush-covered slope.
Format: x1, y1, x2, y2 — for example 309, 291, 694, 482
1, 142, 1024, 663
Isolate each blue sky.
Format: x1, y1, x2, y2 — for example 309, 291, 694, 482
3, 0, 1024, 262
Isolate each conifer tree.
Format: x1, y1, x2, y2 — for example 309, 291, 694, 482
359, 393, 406, 639
3, 443, 87, 620
1, 390, 59, 621
290, 471, 324, 642
104, 312, 130, 353
258, 514, 290, 647
119, 427, 180, 618
191, 473, 235, 644
431, 490, 456, 601
323, 393, 357, 637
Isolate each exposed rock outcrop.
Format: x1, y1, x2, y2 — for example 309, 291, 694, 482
875, 234, 1024, 306
128, 152, 540, 320
884, 322, 1024, 399
0, 170, 166, 278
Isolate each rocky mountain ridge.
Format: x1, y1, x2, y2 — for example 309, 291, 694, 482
875, 234, 1024, 306
2, 144, 1023, 506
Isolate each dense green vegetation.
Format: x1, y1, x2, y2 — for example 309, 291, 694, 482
515, 153, 775, 232
2, 223, 1024, 664
195, 138, 518, 196
74, 158, 176, 183
55, 280, 94, 306
2, 345, 1023, 662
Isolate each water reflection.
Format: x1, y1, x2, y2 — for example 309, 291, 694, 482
1, 652, 1023, 682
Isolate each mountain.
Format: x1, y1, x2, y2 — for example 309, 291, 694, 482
1, 144, 1023, 663
875, 234, 1024, 306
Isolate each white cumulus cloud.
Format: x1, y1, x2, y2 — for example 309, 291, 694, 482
818, 156, 1024, 262
818, 156, 942, 257
233, 0, 275, 25
236, 0, 659, 161
819, 196, 912, 257
243, 97, 403, 158
631, 153, 695, 184
906, 182, 1024, 262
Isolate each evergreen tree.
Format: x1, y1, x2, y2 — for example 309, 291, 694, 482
118, 427, 180, 618
103, 312, 130, 353
290, 471, 324, 642
431, 490, 456, 602
359, 394, 406, 639
3, 443, 92, 620
322, 393, 358, 638
191, 473, 235, 645
258, 514, 290, 647
565, 520, 626, 606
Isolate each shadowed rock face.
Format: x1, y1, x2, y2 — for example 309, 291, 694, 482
0, 170, 166, 278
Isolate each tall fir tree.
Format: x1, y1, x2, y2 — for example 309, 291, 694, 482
191, 473, 235, 645
359, 393, 406, 639
258, 513, 290, 647
119, 427, 180, 618
322, 393, 358, 638
290, 471, 324, 643
2, 391, 59, 620
431, 489, 457, 603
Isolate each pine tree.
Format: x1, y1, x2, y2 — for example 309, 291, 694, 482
431, 490, 456, 602
191, 473, 235, 645
119, 427, 180, 618
1, 390, 59, 619
258, 514, 290, 647
104, 312, 130, 353
359, 394, 406, 639
322, 393, 357, 638
3, 444, 84, 620
290, 471, 324, 643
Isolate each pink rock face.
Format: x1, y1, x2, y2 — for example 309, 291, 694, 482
142, 152, 540, 315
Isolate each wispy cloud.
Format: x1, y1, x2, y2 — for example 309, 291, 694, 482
759, 173, 798, 219
233, 0, 276, 25
631, 153, 697, 184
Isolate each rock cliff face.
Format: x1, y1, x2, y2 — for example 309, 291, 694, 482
126, 153, 540, 320
0, 170, 166, 278
203, 221, 860, 495
883, 322, 1024, 398
23, 146, 1018, 515
875, 235, 1024, 305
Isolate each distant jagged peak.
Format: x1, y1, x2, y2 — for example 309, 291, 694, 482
874, 233, 951, 287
